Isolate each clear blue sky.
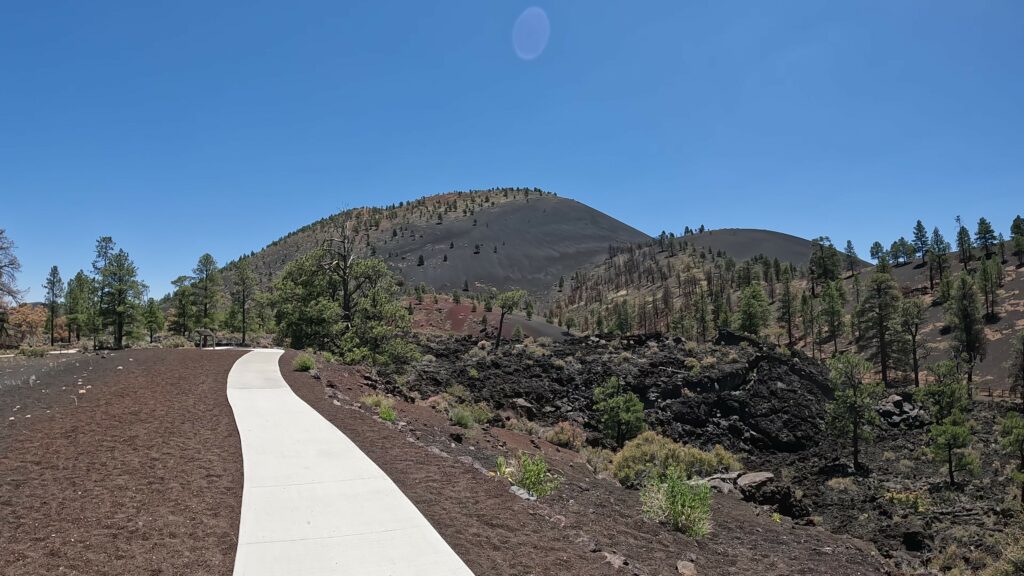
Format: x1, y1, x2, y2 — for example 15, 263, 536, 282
3, 1, 1023, 299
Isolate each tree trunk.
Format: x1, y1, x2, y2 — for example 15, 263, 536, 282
242, 302, 247, 346
495, 311, 507, 349
852, 416, 860, 471
911, 336, 920, 387
947, 447, 956, 486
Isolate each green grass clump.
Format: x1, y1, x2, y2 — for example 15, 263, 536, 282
448, 403, 493, 428
360, 394, 393, 410
378, 404, 397, 423
640, 467, 712, 538
292, 353, 315, 372
513, 452, 561, 497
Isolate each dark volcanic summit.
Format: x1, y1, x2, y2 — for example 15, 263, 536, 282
384, 195, 650, 295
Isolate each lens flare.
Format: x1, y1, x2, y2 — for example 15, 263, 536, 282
513, 7, 550, 61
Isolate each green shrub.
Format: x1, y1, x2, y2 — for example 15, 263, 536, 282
292, 353, 316, 372
445, 384, 472, 402
18, 347, 48, 358
612, 432, 740, 488
513, 452, 560, 497
449, 403, 492, 428
593, 376, 646, 448
640, 467, 712, 538
160, 335, 191, 349
506, 418, 542, 436
360, 394, 394, 410
379, 404, 397, 423
883, 489, 931, 513
544, 421, 585, 450
581, 446, 614, 474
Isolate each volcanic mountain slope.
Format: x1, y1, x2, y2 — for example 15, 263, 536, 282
232, 189, 650, 297
681, 228, 842, 267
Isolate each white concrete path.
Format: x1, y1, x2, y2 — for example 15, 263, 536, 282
226, 349, 474, 576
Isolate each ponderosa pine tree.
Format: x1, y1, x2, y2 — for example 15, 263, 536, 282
494, 289, 525, 349
945, 272, 987, 385
64, 270, 95, 343
870, 241, 886, 264
912, 220, 929, 262
593, 376, 645, 448
1008, 332, 1024, 402
856, 272, 901, 386
821, 280, 846, 354
928, 227, 950, 292
975, 217, 998, 259
998, 412, 1024, 502
777, 269, 796, 346
231, 258, 259, 345
917, 361, 977, 486
142, 298, 164, 343
192, 253, 221, 329
43, 265, 64, 345
800, 292, 819, 359
955, 218, 973, 267
169, 275, 196, 336
808, 237, 841, 296
898, 297, 926, 387
977, 257, 1000, 320
1012, 215, 1024, 267
826, 353, 883, 471
736, 283, 770, 337
98, 248, 145, 349
844, 240, 859, 277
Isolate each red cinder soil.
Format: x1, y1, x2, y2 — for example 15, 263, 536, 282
280, 350, 891, 576
0, 349, 246, 576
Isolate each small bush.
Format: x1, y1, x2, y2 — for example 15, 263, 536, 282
18, 347, 48, 358
544, 422, 585, 450
683, 357, 701, 374
612, 432, 740, 488
379, 404, 397, 423
449, 403, 492, 428
360, 394, 394, 410
292, 353, 315, 372
883, 490, 931, 513
581, 446, 614, 474
445, 384, 472, 403
506, 418, 542, 436
826, 477, 857, 492
160, 335, 191, 349
640, 467, 712, 538
513, 452, 561, 497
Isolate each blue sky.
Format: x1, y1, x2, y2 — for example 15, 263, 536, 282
3, 1, 1023, 299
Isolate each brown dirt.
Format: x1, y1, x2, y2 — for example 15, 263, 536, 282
0, 348, 246, 576
409, 295, 566, 341
280, 350, 891, 576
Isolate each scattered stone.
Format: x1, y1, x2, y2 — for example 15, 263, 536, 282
601, 551, 626, 568
736, 472, 774, 490
509, 485, 536, 501
677, 559, 698, 575
707, 478, 734, 494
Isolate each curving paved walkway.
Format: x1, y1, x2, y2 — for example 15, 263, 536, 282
226, 349, 474, 576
